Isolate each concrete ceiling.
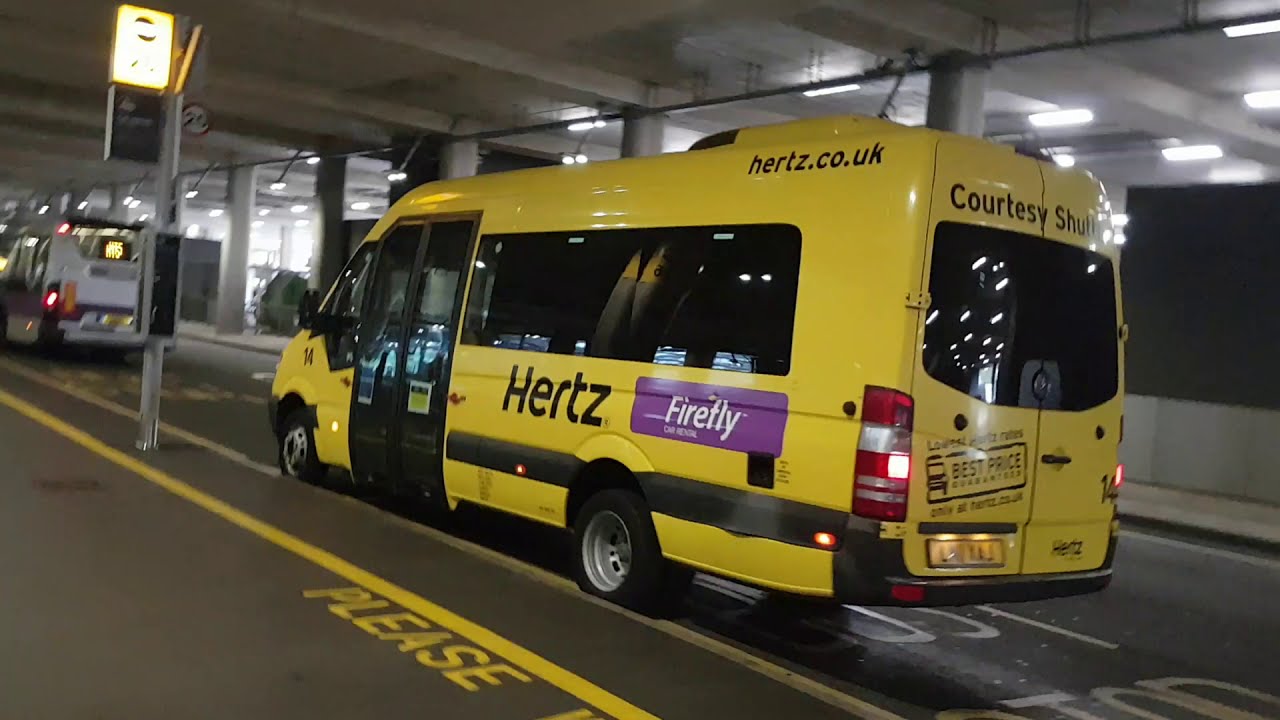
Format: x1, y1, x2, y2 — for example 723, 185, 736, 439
2, 0, 1280, 214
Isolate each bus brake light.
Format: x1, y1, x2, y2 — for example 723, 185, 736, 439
853, 386, 914, 522
44, 290, 60, 309
56, 222, 72, 235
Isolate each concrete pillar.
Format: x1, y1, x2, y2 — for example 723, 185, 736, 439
925, 53, 988, 137
108, 186, 125, 222
313, 156, 348, 292
215, 165, 255, 334
621, 109, 665, 158
441, 139, 479, 179
173, 176, 188, 229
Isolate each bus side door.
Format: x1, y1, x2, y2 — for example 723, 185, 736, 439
348, 223, 425, 485
396, 218, 478, 500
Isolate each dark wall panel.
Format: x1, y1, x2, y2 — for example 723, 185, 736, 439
1124, 183, 1280, 409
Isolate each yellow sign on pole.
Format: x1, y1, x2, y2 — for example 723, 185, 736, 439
110, 4, 175, 91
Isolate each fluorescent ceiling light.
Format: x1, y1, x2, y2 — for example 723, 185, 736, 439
77, 201, 88, 210
350, 201, 371, 211
290, 204, 308, 213
252, 220, 264, 228
1054, 154, 1076, 168
1029, 108, 1094, 127
269, 182, 286, 191
568, 119, 606, 132
1112, 213, 1129, 227
258, 208, 270, 216
1162, 144, 1223, 162
306, 156, 321, 165
185, 189, 199, 199
1223, 19, 1280, 37
803, 83, 861, 98
208, 208, 223, 217
294, 219, 309, 227
387, 171, 407, 182
1244, 90, 1280, 108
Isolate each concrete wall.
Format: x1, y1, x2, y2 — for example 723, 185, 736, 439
1121, 393, 1280, 505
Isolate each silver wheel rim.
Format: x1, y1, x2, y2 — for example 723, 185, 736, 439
582, 511, 632, 592
282, 425, 308, 476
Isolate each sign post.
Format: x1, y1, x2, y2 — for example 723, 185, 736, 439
108, 4, 202, 451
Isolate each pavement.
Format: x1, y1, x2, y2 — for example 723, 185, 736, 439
178, 321, 291, 357
1118, 481, 1280, 550
2, 339, 1278, 720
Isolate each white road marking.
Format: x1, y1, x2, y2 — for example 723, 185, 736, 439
250, 372, 275, 382
1001, 692, 1075, 708
977, 605, 1120, 650
912, 608, 1001, 638
0, 355, 907, 720
1121, 530, 1280, 572
844, 606, 936, 643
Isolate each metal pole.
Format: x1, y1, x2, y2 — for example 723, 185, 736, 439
137, 32, 183, 452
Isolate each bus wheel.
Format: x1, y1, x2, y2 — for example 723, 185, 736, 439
573, 489, 676, 615
278, 410, 327, 484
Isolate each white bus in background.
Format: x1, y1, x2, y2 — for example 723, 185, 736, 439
0, 217, 145, 358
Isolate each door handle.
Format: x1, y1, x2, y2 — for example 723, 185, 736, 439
1041, 454, 1073, 466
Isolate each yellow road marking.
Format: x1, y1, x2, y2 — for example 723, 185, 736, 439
0, 386, 658, 720
0, 355, 906, 719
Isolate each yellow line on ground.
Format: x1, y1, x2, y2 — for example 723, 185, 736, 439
0, 386, 659, 720
0, 355, 906, 720
0, 357, 279, 476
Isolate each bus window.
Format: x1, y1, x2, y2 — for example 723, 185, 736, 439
321, 244, 377, 369
461, 224, 801, 375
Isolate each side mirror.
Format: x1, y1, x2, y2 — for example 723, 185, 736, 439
297, 289, 320, 330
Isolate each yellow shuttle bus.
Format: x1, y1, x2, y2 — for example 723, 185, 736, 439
271, 116, 1125, 612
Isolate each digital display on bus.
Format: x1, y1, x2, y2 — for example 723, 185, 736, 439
99, 239, 132, 261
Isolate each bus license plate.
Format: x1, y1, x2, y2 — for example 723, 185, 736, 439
102, 314, 134, 327
927, 538, 1006, 569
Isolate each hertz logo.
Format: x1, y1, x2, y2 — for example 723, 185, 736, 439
502, 365, 610, 426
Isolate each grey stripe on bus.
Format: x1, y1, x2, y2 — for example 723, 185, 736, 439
445, 431, 847, 550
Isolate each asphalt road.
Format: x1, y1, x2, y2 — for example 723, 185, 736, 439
2, 337, 1277, 720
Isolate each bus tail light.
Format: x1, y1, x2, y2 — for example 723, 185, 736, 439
1114, 464, 1125, 491
44, 288, 60, 310
854, 386, 914, 522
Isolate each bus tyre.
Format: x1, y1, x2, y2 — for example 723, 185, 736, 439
279, 410, 327, 484
573, 489, 674, 615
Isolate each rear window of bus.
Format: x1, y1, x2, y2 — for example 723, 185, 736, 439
921, 222, 1119, 411
461, 224, 801, 376
71, 227, 138, 262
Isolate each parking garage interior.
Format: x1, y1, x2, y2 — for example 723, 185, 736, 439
1, 1, 1279, 719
